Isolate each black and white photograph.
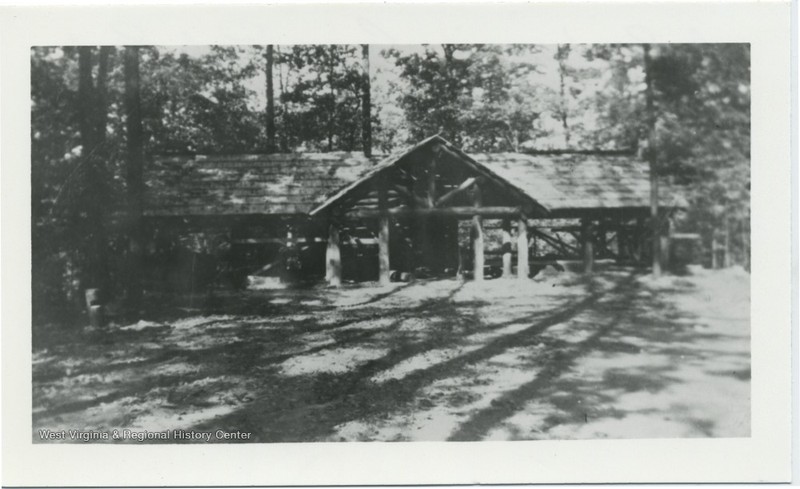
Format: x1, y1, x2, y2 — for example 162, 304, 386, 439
1, 1, 794, 486
30, 42, 753, 443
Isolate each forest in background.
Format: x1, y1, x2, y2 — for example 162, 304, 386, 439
30, 43, 750, 322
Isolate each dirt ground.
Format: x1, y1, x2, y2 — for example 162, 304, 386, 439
32, 265, 750, 442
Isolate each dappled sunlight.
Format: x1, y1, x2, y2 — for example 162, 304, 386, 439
335, 348, 543, 441
33, 267, 749, 442
280, 347, 391, 376
172, 315, 237, 329
371, 346, 482, 384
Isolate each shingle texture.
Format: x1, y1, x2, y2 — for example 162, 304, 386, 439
145, 153, 381, 216
145, 150, 680, 217
472, 153, 655, 210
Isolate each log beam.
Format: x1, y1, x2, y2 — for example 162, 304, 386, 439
344, 206, 521, 219
326, 223, 342, 286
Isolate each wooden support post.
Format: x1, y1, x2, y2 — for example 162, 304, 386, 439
378, 215, 390, 284
582, 218, 595, 274
517, 216, 529, 279
472, 186, 484, 282
661, 217, 672, 271
501, 219, 512, 278
473, 215, 484, 281
326, 223, 342, 286
85, 288, 106, 328
378, 177, 390, 285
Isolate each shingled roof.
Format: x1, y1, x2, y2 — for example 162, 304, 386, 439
145, 142, 681, 218
473, 153, 654, 210
145, 152, 381, 216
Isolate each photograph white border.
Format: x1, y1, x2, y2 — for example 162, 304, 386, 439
1, 2, 793, 486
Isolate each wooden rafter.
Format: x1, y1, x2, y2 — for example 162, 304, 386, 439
435, 177, 478, 207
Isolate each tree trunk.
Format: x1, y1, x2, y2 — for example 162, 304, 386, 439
711, 231, 719, 269
77, 46, 109, 298
95, 46, 111, 146
741, 216, 749, 271
724, 218, 731, 268
276, 45, 289, 152
643, 43, 662, 277
78, 47, 97, 153
361, 44, 372, 157
265, 45, 276, 153
327, 45, 336, 152
125, 46, 144, 311
556, 44, 571, 146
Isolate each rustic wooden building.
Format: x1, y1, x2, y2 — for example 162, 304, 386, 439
144, 135, 681, 289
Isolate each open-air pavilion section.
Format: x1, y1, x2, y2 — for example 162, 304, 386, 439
144, 135, 685, 290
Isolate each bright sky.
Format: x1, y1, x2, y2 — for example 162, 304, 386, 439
163, 44, 646, 149
165, 44, 622, 107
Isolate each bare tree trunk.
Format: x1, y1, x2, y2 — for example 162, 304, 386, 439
711, 232, 719, 269
125, 46, 144, 312
95, 46, 111, 145
556, 44, 571, 146
276, 45, 289, 152
327, 45, 336, 152
265, 45, 276, 153
741, 216, 749, 271
644, 43, 662, 277
78, 47, 97, 154
724, 218, 731, 268
361, 44, 372, 157
77, 47, 110, 299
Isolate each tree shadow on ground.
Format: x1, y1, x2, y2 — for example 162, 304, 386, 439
184, 273, 649, 441
32, 267, 750, 442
